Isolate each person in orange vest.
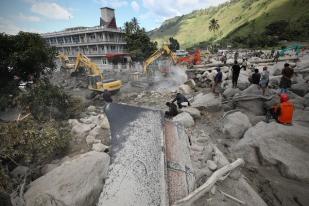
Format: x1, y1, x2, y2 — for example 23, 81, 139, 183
270, 93, 294, 124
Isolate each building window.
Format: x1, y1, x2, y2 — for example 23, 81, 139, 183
50, 38, 57, 44
72, 36, 79, 43
102, 58, 107, 64
92, 47, 97, 51
64, 36, 71, 43
57, 37, 64, 44
111, 45, 116, 51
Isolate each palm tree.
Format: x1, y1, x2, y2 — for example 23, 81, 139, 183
209, 18, 220, 32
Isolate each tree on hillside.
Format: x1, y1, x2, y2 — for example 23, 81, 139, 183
124, 18, 157, 61
209, 18, 220, 33
169, 37, 180, 52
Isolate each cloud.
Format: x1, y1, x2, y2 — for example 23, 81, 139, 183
31, 2, 73, 20
0, 17, 43, 34
142, 0, 229, 19
131, 1, 140, 12
0, 17, 22, 35
18, 13, 41, 22
95, 0, 128, 8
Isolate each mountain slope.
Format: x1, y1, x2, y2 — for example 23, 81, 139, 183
149, 0, 309, 48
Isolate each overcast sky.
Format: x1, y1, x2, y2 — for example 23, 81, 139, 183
0, 0, 229, 34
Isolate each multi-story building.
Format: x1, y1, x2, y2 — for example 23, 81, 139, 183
41, 7, 129, 70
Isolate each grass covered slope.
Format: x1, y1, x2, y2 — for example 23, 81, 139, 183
149, 0, 309, 48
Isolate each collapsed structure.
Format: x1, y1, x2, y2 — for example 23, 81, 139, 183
41, 7, 130, 70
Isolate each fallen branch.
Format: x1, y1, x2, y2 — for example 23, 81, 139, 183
173, 158, 245, 206
19, 113, 31, 121
219, 190, 245, 205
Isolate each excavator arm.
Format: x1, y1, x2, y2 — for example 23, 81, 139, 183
143, 45, 178, 73
74, 53, 103, 79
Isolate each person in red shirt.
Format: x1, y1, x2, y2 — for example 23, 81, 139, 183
270, 93, 294, 124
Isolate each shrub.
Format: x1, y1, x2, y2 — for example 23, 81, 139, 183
17, 80, 84, 121
0, 117, 71, 166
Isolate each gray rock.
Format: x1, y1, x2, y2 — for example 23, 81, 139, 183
10, 166, 29, 178
293, 109, 309, 127
25, 151, 110, 206
223, 87, 240, 99
233, 122, 309, 182
173, 112, 195, 128
180, 107, 201, 119
273, 68, 282, 76
86, 135, 101, 145
236, 99, 265, 116
206, 160, 217, 171
241, 84, 262, 96
222, 112, 252, 139
269, 76, 281, 88
290, 82, 309, 97
41, 164, 59, 175
71, 122, 96, 140
87, 105, 96, 112
179, 84, 192, 94
304, 93, 309, 107
92, 143, 109, 152
192, 93, 222, 111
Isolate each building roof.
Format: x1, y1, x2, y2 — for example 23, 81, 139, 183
100, 7, 114, 10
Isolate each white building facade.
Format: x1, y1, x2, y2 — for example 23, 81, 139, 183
41, 7, 129, 70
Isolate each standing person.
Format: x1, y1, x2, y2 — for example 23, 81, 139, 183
273, 50, 280, 63
250, 69, 261, 85
241, 58, 247, 71
165, 102, 178, 118
231, 61, 241, 88
172, 93, 191, 109
212, 67, 223, 96
260, 67, 270, 95
279, 63, 294, 93
234, 51, 239, 62
103, 89, 113, 103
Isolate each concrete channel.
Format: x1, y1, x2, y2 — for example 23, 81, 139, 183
97, 103, 194, 206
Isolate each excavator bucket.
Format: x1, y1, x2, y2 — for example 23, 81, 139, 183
98, 103, 194, 206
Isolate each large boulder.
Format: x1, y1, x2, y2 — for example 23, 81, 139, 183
179, 84, 192, 94
290, 82, 309, 97
293, 109, 309, 127
223, 87, 240, 99
24, 151, 110, 206
304, 93, 309, 107
241, 84, 262, 96
233, 122, 309, 182
173, 112, 195, 128
235, 99, 264, 116
180, 107, 201, 119
222, 111, 252, 139
191, 93, 222, 111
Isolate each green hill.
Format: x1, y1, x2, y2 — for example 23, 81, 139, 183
149, 0, 309, 48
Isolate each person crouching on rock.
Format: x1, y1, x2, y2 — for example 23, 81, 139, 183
172, 93, 191, 109
165, 102, 178, 118
266, 93, 294, 125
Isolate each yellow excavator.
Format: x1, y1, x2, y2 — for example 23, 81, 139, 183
56, 53, 75, 71
74, 53, 122, 93
143, 44, 178, 74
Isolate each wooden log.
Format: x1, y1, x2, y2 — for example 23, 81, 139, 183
172, 158, 245, 206
219, 190, 246, 205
